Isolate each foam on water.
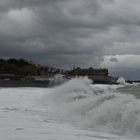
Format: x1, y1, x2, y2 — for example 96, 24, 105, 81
47, 77, 140, 136
117, 77, 126, 85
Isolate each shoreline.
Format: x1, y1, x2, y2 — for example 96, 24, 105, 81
0, 80, 113, 87
0, 80, 50, 88
0, 79, 136, 88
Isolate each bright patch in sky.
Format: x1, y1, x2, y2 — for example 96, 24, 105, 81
100, 55, 140, 69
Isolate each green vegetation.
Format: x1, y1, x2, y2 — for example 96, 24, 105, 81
0, 58, 38, 75
0, 58, 62, 80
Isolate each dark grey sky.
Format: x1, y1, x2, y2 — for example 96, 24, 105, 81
0, 0, 140, 79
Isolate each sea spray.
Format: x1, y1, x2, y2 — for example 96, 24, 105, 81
46, 77, 140, 136
117, 77, 126, 85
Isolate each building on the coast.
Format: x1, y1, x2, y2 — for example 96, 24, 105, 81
67, 67, 115, 84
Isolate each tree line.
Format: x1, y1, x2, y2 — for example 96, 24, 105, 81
0, 58, 62, 76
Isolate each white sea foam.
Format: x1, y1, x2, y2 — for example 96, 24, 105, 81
47, 77, 140, 136
117, 77, 126, 85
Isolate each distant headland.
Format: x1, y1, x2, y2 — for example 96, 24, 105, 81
0, 58, 128, 87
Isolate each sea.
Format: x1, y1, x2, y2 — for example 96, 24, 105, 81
1, 77, 140, 140
43, 77, 140, 139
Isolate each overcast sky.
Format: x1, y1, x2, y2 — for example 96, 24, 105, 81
0, 0, 140, 79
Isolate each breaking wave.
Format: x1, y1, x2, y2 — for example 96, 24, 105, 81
47, 77, 140, 136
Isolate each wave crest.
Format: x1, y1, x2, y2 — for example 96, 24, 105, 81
48, 77, 140, 135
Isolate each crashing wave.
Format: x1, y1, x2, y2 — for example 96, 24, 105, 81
117, 77, 126, 85
47, 77, 140, 136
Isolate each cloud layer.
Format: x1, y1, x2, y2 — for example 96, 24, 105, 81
0, 0, 140, 77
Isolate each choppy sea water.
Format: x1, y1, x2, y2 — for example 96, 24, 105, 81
117, 84, 140, 98
43, 77, 140, 138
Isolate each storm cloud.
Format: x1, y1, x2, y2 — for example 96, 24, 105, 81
0, 0, 140, 78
